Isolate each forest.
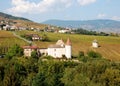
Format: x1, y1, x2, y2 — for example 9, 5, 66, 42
0, 44, 120, 86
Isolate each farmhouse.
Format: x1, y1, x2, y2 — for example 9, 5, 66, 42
22, 46, 38, 57
32, 34, 42, 41
25, 34, 42, 41
23, 38, 72, 59
92, 39, 99, 48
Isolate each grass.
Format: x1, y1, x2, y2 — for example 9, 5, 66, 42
8, 31, 120, 61
0, 31, 28, 48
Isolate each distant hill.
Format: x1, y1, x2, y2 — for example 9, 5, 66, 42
0, 12, 47, 29
42, 19, 120, 33
0, 12, 31, 21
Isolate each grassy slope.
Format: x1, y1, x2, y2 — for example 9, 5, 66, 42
0, 31, 28, 47
0, 16, 47, 29
14, 20, 47, 29
16, 30, 120, 61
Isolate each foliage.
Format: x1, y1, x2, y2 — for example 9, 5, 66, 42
73, 28, 109, 36
42, 34, 49, 41
100, 68, 120, 86
78, 51, 102, 62
5, 44, 23, 60
32, 72, 46, 86
87, 50, 102, 58
44, 55, 53, 60
0, 56, 120, 86
31, 50, 38, 59
78, 51, 85, 58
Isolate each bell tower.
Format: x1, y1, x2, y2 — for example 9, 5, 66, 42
65, 38, 72, 59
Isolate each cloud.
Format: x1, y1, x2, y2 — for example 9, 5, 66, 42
7, 0, 73, 15
7, 0, 97, 16
111, 16, 120, 21
97, 13, 106, 18
77, 0, 96, 6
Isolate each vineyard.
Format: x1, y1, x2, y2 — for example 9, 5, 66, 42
1, 30, 120, 61
15, 30, 120, 61
0, 31, 28, 54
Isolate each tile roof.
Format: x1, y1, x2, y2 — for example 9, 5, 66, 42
22, 46, 38, 49
48, 44, 64, 48
66, 38, 71, 45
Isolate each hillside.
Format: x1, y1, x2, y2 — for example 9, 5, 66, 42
0, 12, 31, 21
0, 12, 47, 29
42, 19, 120, 33
15, 30, 120, 61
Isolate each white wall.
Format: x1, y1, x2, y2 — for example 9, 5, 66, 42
65, 45, 72, 59
92, 42, 98, 48
48, 48, 65, 58
38, 49, 48, 55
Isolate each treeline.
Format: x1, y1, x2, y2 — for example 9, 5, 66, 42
73, 28, 110, 36
0, 45, 120, 86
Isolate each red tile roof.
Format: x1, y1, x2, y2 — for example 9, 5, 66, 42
22, 46, 38, 49
66, 38, 71, 45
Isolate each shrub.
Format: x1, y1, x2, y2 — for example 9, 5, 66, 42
31, 51, 38, 59
78, 51, 84, 58
87, 51, 102, 58
5, 44, 23, 60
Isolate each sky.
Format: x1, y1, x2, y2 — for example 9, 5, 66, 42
0, 0, 120, 22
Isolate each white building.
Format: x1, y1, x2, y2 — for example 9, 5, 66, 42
32, 34, 41, 41
47, 38, 72, 59
59, 29, 71, 33
23, 38, 72, 59
92, 39, 99, 48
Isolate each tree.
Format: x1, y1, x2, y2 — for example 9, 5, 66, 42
61, 67, 99, 86
87, 51, 102, 59
5, 44, 23, 60
32, 72, 46, 86
31, 51, 38, 59
100, 68, 120, 86
42, 34, 49, 41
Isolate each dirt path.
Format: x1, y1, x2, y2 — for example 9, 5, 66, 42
12, 31, 32, 44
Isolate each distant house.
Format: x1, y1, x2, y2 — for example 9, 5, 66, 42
24, 34, 42, 41
18, 27, 27, 30
32, 34, 42, 41
59, 29, 71, 33
3, 25, 10, 30
10, 25, 18, 30
22, 38, 72, 59
92, 39, 99, 48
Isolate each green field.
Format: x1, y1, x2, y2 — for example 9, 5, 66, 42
0, 30, 120, 61
0, 31, 28, 48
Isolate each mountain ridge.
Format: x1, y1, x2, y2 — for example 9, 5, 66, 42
42, 19, 120, 33
0, 12, 31, 21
